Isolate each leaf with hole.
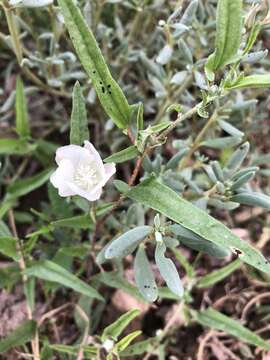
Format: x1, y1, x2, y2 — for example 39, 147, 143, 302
57, 0, 131, 129
127, 176, 270, 273
134, 245, 158, 302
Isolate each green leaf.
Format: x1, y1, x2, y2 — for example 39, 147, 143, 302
201, 136, 242, 149
127, 177, 270, 273
57, 0, 131, 129
155, 242, 183, 298
170, 224, 230, 258
51, 214, 92, 229
0, 236, 20, 261
0, 320, 37, 354
225, 141, 250, 173
102, 309, 140, 341
70, 81, 89, 145
0, 138, 34, 155
24, 260, 103, 300
49, 344, 97, 356
7, 168, 53, 199
206, 0, 243, 72
134, 245, 158, 302
116, 330, 142, 352
0, 221, 12, 237
15, 76, 30, 138
105, 226, 152, 259
121, 338, 155, 357
197, 259, 242, 288
104, 145, 139, 164
194, 307, 270, 351
230, 192, 270, 210
225, 74, 270, 89
95, 271, 144, 302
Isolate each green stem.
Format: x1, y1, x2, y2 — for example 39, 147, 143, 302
3, 4, 23, 63
179, 108, 218, 169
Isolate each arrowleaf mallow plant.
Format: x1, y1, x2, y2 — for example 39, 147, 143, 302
1, 0, 270, 358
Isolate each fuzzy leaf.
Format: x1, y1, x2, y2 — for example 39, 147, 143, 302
0, 236, 20, 261
24, 260, 102, 300
102, 309, 140, 342
225, 74, 270, 90
104, 146, 139, 164
15, 76, 30, 138
105, 226, 152, 259
206, 0, 243, 72
57, 0, 131, 129
194, 308, 270, 351
127, 177, 270, 273
70, 81, 89, 145
0, 320, 37, 354
155, 242, 183, 298
134, 245, 158, 302
197, 259, 242, 288
170, 224, 229, 258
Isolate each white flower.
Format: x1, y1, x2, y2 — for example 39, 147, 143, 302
50, 141, 116, 201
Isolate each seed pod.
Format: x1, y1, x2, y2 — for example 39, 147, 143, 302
225, 142, 250, 172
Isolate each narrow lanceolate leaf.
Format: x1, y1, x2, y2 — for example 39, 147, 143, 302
57, 0, 131, 129
224, 75, 270, 90
15, 76, 30, 138
197, 259, 242, 288
155, 242, 183, 298
70, 81, 89, 145
7, 168, 53, 199
127, 177, 270, 273
0, 236, 20, 261
230, 192, 270, 210
134, 245, 158, 302
116, 331, 142, 353
194, 308, 270, 351
101, 309, 140, 342
0, 320, 37, 354
206, 0, 242, 72
170, 224, 229, 258
105, 226, 152, 259
104, 145, 139, 164
0, 138, 34, 155
225, 142, 250, 173
24, 260, 103, 300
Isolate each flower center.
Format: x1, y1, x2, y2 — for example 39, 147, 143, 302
73, 162, 100, 191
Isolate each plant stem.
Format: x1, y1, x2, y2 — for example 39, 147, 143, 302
1, 2, 70, 98
179, 108, 218, 169
8, 210, 40, 360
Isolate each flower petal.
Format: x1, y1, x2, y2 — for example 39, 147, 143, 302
103, 163, 116, 183
68, 182, 102, 201
83, 141, 104, 172
50, 159, 76, 197
55, 144, 89, 166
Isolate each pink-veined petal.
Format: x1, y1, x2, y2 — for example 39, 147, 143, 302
50, 159, 76, 197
